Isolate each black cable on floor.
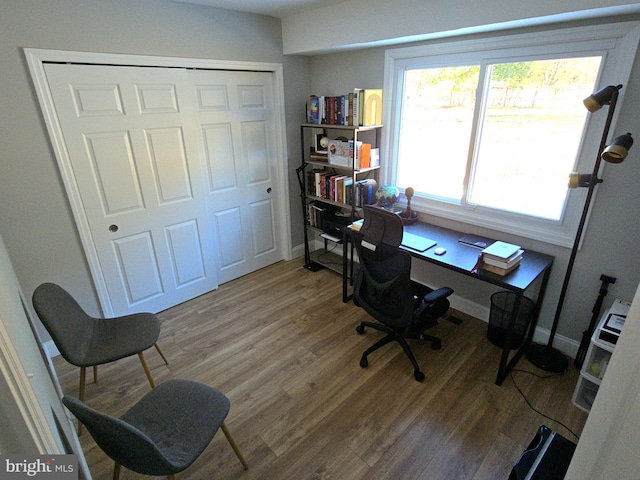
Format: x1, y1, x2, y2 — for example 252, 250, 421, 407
509, 369, 580, 440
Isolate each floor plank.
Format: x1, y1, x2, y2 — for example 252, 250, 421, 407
53, 259, 587, 479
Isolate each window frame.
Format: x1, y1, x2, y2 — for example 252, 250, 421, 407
382, 22, 640, 247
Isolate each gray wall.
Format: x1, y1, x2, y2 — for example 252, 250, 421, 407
2, 0, 639, 348
0, 0, 309, 319
308, 19, 640, 343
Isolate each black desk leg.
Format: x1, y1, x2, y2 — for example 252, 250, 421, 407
495, 292, 523, 386
495, 267, 553, 385
342, 228, 352, 303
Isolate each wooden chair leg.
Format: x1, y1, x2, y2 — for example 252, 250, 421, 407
79, 367, 86, 402
138, 351, 156, 388
154, 343, 169, 365
221, 422, 248, 470
77, 367, 86, 435
113, 462, 121, 480
93, 365, 98, 383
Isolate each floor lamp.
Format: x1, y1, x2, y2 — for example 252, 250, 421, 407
526, 84, 634, 373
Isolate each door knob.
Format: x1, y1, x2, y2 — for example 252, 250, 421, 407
109, 224, 119, 233
267, 187, 272, 193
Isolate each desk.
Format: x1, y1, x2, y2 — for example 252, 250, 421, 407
342, 221, 554, 386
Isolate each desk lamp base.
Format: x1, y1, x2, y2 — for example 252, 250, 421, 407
303, 261, 324, 272
526, 343, 569, 373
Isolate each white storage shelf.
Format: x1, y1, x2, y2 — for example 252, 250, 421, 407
572, 299, 629, 413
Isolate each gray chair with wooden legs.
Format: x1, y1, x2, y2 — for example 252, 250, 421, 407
62, 379, 248, 479
32, 282, 169, 406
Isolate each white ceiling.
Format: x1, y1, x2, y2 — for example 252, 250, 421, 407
173, 0, 348, 18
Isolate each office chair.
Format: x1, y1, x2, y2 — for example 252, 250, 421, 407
32, 282, 169, 405
62, 379, 248, 479
353, 206, 453, 381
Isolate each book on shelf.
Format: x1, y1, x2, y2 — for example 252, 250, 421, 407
370, 148, 380, 167
307, 95, 321, 124
353, 88, 363, 127
328, 139, 350, 166
308, 201, 327, 228
358, 143, 371, 169
343, 177, 354, 204
324, 96, 346, 125
310, 153, 328, 162
363, 89, 383, 126
330, 174, 347, 201
356, 178, 378, 206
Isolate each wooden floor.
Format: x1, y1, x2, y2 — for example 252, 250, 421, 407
53, 259, 587, 480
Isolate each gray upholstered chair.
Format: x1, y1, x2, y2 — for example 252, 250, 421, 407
32, 282, 168, 404
62, 379, 248, 479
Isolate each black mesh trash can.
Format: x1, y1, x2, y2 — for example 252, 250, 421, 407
488, 291, 535, 350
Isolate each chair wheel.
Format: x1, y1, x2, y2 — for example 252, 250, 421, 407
431, 339, 442, 350
356, 324, 365, 334
360, 357, 368, 368
414, 371, 425, 382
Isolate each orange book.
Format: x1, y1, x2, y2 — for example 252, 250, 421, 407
359, 143, 371, 169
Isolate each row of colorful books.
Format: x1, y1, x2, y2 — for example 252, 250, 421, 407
306, 89, 382, 126
307, 169, 377, 206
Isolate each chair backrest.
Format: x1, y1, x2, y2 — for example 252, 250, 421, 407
353, 207, 414, 328
32, 282, 94, 365
359, 205, 403, 248
62, 396, 174, 475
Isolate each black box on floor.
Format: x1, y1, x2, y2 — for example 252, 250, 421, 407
510, 425, 576, 480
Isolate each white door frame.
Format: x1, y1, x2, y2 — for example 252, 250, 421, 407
25, 48, 292, 317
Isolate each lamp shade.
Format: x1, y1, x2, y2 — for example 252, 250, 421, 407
602, 133, 633, 163
568, 173, 594, 189
583, 85, 622, 112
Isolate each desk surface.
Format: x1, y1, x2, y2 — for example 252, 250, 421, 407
402, 222, 554, 293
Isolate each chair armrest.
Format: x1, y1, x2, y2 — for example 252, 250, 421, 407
415, 286, 453, 317
422, 287, 454, 304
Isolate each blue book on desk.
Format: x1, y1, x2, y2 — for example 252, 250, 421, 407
401, 232, 437, 252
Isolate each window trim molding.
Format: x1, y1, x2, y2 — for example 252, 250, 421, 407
382, 21, 640, 247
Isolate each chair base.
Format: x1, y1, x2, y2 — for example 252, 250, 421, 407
356, 321, 441, 382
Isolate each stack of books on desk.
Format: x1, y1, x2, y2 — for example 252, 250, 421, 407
481, 241, 523, 276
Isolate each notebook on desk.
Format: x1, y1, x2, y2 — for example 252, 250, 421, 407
401, 232, 437, 252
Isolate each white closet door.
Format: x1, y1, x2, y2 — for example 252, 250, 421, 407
44, 63, 219, 315
190, 69, 281, 283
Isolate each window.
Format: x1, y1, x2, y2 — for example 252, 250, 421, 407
384, 23, 640, 246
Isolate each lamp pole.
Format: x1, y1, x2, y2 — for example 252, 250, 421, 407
526, 87, 620, 373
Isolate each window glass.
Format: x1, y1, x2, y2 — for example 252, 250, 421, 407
398, 66, 479, 202
470, 57, 601, 220
397, 57, 601, 220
